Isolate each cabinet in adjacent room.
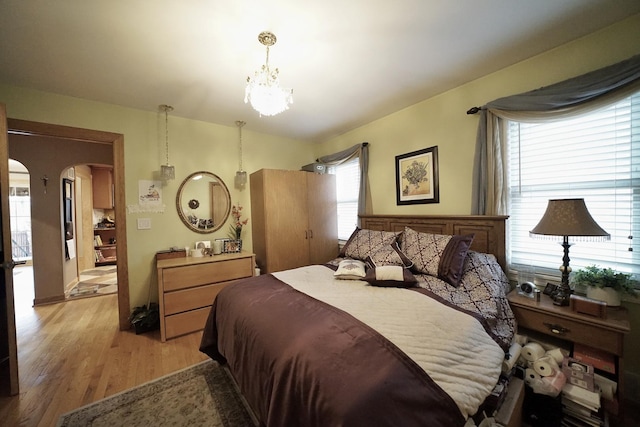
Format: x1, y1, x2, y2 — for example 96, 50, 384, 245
91, 167, 114, 209
94, 227, 116, 266
250, 168, 338, 274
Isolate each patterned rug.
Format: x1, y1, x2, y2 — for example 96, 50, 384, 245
57, 360, 258, 427
67, 267, 117, 299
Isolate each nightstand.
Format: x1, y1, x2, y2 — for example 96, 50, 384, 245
507, 290, 630, 417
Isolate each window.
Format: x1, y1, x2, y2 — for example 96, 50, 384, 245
328, 158, 361, 241
508, 91, 640, 278
9, 185, 32, 261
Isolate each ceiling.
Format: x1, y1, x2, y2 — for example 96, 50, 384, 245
1, 1, 639, 143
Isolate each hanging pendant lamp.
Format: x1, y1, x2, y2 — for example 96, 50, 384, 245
235, 120, 247, 189
159, 104, 175, 180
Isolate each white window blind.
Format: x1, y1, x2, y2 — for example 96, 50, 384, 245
508, 91, 640, 278
328, 158, 361, 241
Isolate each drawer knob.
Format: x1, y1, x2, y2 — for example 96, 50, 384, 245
543, 322, 569, 335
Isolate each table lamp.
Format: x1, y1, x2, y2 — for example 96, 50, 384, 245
529, 198, 610, 306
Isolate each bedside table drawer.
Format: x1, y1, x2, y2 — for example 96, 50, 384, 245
513, 308, 623, 354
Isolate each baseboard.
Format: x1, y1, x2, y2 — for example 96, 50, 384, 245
34, 294, 65, 306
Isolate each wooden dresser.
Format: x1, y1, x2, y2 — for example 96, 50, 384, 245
157, 251, 255, 342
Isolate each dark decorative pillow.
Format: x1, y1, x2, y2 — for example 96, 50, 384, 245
368, 241, 413, 267
401, 227, 474, 287
363, 265, 417, 288
340, 228, 401, 261
333, 259, 367, 280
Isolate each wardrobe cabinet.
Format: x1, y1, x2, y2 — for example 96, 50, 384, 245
250, 169, 338, 274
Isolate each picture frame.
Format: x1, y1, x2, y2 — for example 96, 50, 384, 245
543, 282, 559, 296
395, 146, 439, 205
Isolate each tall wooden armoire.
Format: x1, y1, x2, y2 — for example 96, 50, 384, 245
250, 169, 338, 273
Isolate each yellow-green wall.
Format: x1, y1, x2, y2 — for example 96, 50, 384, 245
0, 86, 315, 306
316, 14, 640, 398
317, 14, 640, 215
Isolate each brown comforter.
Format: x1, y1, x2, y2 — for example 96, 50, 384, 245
200, 273, 465, 427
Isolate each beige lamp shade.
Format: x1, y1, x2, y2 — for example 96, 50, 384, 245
530, 199, 610, 241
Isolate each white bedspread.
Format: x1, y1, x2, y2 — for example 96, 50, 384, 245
274, 265, 504, 419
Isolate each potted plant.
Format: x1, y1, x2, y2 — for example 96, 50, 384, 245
571, 265, 638, 306
129, 302, 160, 334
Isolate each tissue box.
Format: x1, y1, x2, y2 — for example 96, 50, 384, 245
562, 357, 595, 391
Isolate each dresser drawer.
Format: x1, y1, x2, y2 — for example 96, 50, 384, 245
163, 279, 243, 315
164, 307, 211, 339
162, 257, 253, 291
513, 306, 623, 355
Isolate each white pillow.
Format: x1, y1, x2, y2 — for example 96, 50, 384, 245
334, 259, 366, 280
370, 265, 405, 281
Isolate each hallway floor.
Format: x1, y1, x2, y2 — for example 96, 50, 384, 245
67, 265, 118, 299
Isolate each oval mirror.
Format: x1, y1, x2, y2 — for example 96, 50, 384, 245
176, 171, 231, 233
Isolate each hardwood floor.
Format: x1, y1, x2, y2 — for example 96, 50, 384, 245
0, 266, 209, 427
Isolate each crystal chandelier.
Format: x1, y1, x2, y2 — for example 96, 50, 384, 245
245, 31, 293, 117
159, 104, 175, 180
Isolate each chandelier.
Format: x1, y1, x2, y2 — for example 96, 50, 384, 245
244, 31, 293, 117
159, 104, 175, 180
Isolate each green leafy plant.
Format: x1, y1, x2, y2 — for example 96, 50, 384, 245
129, 303, 160, 333
572, 265, 638, 297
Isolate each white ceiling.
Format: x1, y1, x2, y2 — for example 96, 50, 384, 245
1, 1, 639, 143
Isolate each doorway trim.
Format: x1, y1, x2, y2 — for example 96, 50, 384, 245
7, 119, 130, 330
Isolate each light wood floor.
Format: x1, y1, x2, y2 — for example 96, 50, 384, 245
0, 267, 209, 427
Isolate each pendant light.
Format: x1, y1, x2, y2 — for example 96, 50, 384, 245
235, 120, 247, 189
159, 104, 175, 180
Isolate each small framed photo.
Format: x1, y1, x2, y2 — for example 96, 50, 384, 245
543, 283, 558, 296
395, 146, 439, 205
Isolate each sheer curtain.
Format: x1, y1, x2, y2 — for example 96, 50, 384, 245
471, 54, 640, 215
317, 142, 371, 225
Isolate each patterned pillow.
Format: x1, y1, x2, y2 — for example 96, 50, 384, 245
363, 265, 417, 288
340, 228, 400, 261
401, 227, 474, 287
367, 241, 413, 268
333, 259, 367, 280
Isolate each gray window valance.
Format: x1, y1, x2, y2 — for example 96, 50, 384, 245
471, 54, 640, 215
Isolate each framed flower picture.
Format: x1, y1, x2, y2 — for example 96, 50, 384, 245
395, 146, 439, 205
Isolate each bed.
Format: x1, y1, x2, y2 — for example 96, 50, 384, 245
200, 214, 516, 427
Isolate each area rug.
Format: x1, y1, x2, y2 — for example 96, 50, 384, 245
57, 360, 258, 427
67, 267, 117, 299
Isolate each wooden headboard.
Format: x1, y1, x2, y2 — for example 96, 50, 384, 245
360, 214, 508, 272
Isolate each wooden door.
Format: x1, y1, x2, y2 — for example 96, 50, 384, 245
306, 173, 338, 264
0, 103, 19, 396
210, 182, 226, 227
